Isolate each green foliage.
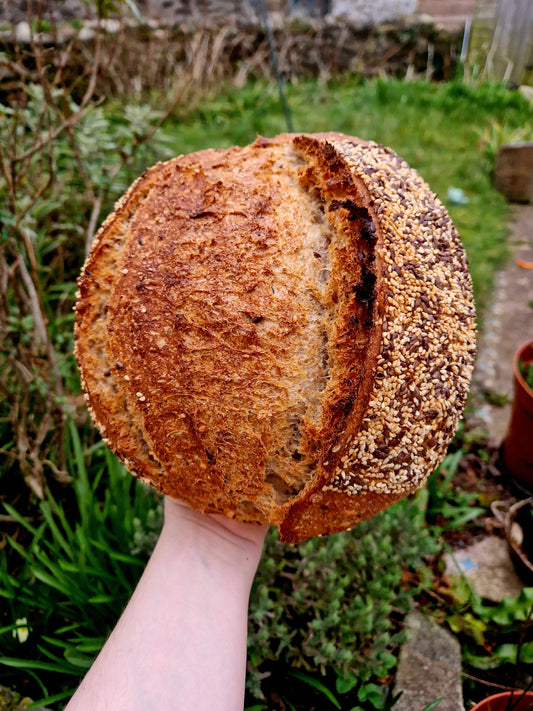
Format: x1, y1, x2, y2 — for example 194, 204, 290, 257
287, 670, 341, 709
3, 66, 532, 709
166, 78, 533, 314
426, 450, 485, 534
421, 435, 533, 700
478, 119, 533, 168
1, 83, 171, 263
0, 422, 162, 705
247, 494, 437, 707
0, 73, 172, 496
519, 358, 533, 393
31, 18, 52, 33
1, 426, 435, 710
83, 0, 136, 19
419, 701, 443, 711
442, 579, 533, 675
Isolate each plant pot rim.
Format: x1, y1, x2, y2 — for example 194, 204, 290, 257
471, 690, 533, 710
514, 340, 533, 398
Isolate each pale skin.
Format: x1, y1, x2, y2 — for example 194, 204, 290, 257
65, 498, 267, 711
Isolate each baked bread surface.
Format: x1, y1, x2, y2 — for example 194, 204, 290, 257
75, 132, 476, 543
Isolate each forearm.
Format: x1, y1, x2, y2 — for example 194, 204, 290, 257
66, 504, 266, 711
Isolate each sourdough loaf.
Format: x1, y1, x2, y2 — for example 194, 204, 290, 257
74, 132, 476, 543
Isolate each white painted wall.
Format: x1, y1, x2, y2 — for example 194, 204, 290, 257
330, 0, 418, 25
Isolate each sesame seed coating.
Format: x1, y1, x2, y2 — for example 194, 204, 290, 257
323, 139, 476, 496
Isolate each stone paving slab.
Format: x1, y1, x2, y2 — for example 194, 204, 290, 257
471, 204, 533, 445
443, 535, 523, 602
394, 610, 464, 711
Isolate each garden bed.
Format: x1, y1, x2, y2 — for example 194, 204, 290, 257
1, 17, 533, 708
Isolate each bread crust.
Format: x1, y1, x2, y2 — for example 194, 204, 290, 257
74, 133, 476, 543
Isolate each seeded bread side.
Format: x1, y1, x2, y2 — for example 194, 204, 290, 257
277, 134, 476, 542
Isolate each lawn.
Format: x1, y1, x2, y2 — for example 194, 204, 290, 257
165, 77, 532, 313
1, 61, 533, 710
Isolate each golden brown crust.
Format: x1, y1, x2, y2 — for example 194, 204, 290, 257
74, 132, 476, 543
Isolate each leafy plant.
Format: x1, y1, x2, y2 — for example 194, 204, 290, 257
478, 119, 533, 169
426, 450, 485, 534
0, 422, 162, 706
424, 567, 533, 703
287, 669, 341, 709
519, 358, 533, 393
446, 581, 533, 677
0, 29, 175, 498
31, 18, 52, 33
1, 423, 436, 710
246, 493, 437, 708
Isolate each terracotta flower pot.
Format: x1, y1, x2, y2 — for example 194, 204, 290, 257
471, 691, 533, 711
502, 341, 533, 490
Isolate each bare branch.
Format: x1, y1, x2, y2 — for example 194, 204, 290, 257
11, 103, 94, 166
16, 256, 48, 348
43, 458, 72, 483
84, 76, 191, 253
0, 142, 16, 213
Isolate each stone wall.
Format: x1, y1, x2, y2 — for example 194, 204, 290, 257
1, 0, 463, 98
1, 0, 420, 28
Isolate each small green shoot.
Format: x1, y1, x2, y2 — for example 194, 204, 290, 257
420, 701, 442, 711
287, 669, 341, 709
519, 358, 533, 392
426, 451, 485, 533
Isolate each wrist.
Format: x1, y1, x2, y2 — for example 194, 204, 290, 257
160, 498, 267, 581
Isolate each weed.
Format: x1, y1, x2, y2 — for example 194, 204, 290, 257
519, 358, 533, 393
247, 494, 437, 707
426, 451, 485, 534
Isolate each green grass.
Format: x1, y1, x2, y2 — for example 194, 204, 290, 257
0, 422, 161, 706
165, 77, 533, 313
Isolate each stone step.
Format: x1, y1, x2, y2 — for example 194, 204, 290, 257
393, 610, 464, 711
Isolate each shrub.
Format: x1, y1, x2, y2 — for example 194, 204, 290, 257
0, 52, 174, 498
247, 494, 437, 706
